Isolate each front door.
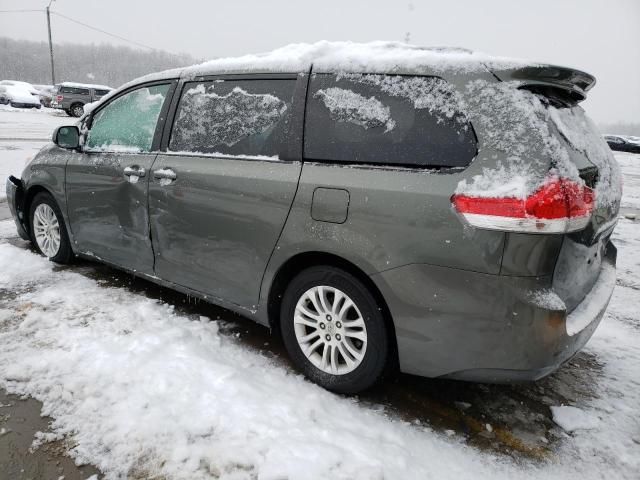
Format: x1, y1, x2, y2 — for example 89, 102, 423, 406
149, 76, 303, 309
65, 82, 173, 274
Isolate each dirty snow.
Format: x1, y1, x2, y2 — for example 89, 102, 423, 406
315, 87, 396, 132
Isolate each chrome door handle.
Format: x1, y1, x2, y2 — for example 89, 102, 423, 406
124, 166, 146, 177
153, 168, 177, 181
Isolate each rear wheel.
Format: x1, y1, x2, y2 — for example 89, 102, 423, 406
280, 266, 389, 393
70, 103, 84, 117
29, 192, 73, 263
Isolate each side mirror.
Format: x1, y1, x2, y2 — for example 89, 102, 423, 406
53, 125, 80, 149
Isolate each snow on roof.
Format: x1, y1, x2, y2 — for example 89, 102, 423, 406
181, 41, 531, 77
95, 42, 533, 117
58, 81, 113, 90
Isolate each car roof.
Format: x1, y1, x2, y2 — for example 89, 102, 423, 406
180, 41, 532, 77
120, 41, 533, 89
58, 82, 112, 90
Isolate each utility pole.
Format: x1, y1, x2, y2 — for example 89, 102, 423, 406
46, 0, 55, 85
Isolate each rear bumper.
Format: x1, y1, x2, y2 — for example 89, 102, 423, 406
371, 244, 616, 382
5, 177, 30, 241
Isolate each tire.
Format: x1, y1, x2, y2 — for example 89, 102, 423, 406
280, 266, 390, 394
29, 192, 73, 264
70, 103, 84, 117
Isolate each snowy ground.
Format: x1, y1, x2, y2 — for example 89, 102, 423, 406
0, 107, 639, 479
0, 106, 71, 201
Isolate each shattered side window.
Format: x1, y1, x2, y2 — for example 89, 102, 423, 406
86, 84, 169, 153
304, 73, 476, 168
169, 79, 295, 157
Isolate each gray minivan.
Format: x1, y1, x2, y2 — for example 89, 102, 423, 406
50, 82, 113, 117
6, 43, 622, 393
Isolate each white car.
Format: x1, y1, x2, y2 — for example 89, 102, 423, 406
0, 84, 42, 109
0, 80, 40, 96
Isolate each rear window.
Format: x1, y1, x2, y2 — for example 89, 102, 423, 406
60, 86, 90, 95
169, 79, 295, 157
304, 73, 477, 168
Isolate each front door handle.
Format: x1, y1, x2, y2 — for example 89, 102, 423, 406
153, 168, 177, 181
124, 166, 146, 177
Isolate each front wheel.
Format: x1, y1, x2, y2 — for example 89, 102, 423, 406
29, 192, 73, 263
280, 266, 390, 394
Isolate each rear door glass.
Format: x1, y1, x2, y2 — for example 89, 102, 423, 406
169, 79, 295, 157
304, 73, 477, 168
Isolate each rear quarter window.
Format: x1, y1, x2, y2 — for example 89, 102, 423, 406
94, 89, 110, 96
304, 73, 477, 168
60, 86, 90, 95
169, 79, 295, 157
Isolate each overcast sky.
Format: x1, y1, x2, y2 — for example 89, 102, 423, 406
1, 0, 639, 124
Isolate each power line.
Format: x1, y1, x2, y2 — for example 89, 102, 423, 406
50, 11, 157, 51
0, 9, 43, 13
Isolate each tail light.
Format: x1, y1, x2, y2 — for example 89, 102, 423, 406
56, 95, 63, 102
451, 176, 594, 234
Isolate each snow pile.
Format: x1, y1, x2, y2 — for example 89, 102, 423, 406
315, 87, 396, 132
550, 406, 600, 432
0, 240, 526, 480
170, 85, 288, 151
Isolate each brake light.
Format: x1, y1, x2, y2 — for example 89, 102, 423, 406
451, 176, 594, 233
56, 95, 63, 102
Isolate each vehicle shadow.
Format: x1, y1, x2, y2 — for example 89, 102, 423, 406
9, 237, 605, 460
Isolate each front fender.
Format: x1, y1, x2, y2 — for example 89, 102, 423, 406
5, 176, 29, 240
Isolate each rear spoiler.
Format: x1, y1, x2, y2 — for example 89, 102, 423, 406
489, 64, 596, 103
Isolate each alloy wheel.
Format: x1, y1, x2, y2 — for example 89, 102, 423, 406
294, 285, 368, 375
33, 203, 61, 257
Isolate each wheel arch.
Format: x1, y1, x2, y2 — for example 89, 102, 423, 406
266, 251, 399, 368
23, 185, 54, 235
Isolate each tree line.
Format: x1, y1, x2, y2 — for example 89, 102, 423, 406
0, 37, 197, 89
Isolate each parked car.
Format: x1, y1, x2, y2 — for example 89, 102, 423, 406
50, 82, 113, 117
604, 134, 640, 154
5, 43, 622, 393
33, 84, 57, 107
0, 80, 40, 96
0, 84, 42, 109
